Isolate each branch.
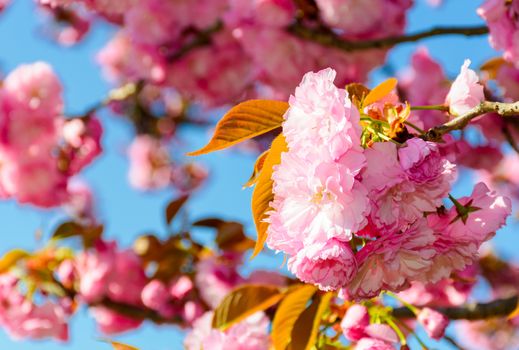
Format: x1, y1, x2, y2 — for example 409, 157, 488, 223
91, 298, 180, 324
56, 281, 181, 325
288, 24, 489, 52
392, 295, 518, 320
166, 22, 223, 62
425, 101, 519, 141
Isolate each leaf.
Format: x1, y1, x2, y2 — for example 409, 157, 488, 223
166, 195, 189, 225
52, 221, 103, 248
272, 285, 318, 350
346, 83, 370, 109
251, 134, 288, 258
81, 225, 104, 248
215, 222, 255, 252
105, 340, 139, 350
187, 100, 288, 156
289, 292, 333, 350
363, 78, 398, 107
212, 284, 284, 330
193, 218, 226, 228
243, 149, 269, 188
0, 249, 30, 273
52, 222, 84, 240
480, 57, 506, 80
508, 299, 519, 320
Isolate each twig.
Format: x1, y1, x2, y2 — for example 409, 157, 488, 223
392, 295, 518, 320
425, 101, 519, 141
288, 24, 489, 52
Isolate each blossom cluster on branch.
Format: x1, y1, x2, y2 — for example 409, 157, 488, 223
3, 0, 519, 349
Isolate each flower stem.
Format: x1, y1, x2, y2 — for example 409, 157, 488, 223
411, 105, 449, 112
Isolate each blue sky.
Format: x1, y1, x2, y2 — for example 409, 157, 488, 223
0, 0, 514, 349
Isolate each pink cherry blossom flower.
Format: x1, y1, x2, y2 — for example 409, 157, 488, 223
398, 268, 476, 308
445, 60, 485, 116
283, 68, 364, 161
355, 337, 395, 350
362, 140, 455, 232
399, 47, 449, 129
64, 180, 96, 223
445, 182, 511, 243
478, 0, 519, 67
0, 274, 70, 341
195, 253, 244, 309
97, 32, 166, 84
90, 307, 142, 335
75, 240, 147, 304
288, 239, 357, 291
267, 69, 369, 260
417, 307, 449, 340
182, 301, 203, 326
267, 152, 369, 254
16, 302, 69, 341
141, 280, 170, 314
185, 311, 270, 350
0, 159, 68, 207
456, 319, 519, 350
341, 304, 370, 341
496, 61, 519, 101
127, 135, 172, 191
477, 153, 519, 200
3, 61, 63, 118
347, 219, 437, 299
62, 116, 103, 175
315, 0, 412, 39
57, 259, 76, 289
166, 30, 254, 107
169, 276, 194, 300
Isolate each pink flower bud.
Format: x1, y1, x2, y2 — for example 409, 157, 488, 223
341, 304, 369, 341
417, 307, 449, 340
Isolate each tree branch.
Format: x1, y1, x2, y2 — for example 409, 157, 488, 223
166, 22, 223, 62
425, 101, 519, 141
288, 24, 489, 52
392, 295, 518, 320
91, 298, 181, 324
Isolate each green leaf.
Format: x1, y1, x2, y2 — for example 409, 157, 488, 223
251, 134, 287, 258
289, 292, 333, 350
165, 195, 189, 225
212, 284, 284, 330
187, 100, 287, 156
272, 285, 318, 350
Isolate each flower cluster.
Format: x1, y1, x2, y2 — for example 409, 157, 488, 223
479, 0, 519, 67
0, 274, 70, 341
0, 62, 102, 208
128, 135, 207, 192
39, 0, 412, 106
267, 68, 511, 299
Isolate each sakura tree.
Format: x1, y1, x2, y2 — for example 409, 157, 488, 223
1, 0, 519, 349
